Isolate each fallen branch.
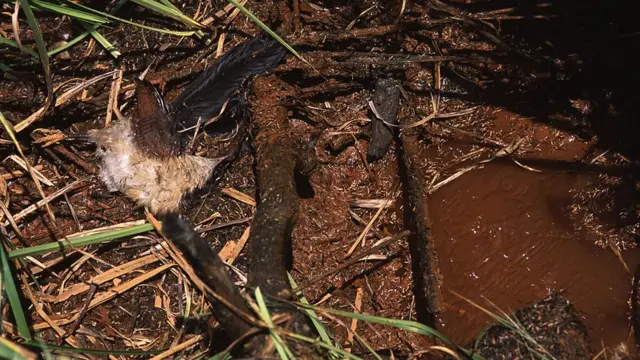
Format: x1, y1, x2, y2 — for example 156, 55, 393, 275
246, 75, 318, 357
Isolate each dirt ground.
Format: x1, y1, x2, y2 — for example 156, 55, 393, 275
2, 0, 640, 359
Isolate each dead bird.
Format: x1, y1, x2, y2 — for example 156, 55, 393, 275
82, 31, 286, 215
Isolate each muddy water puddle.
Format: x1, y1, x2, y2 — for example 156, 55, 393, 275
428, 160, 640, 349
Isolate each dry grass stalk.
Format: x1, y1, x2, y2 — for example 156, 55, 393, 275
345, 189, 400, 259
15, 70, 118, 132
606, 237, 631, 275
0, 200, 25, 240
4, 178, 84, 225
1, 166, 41, 180
223, 3, 244, 25
219, 226, 251, 265
196, 216, 252, 233
197, 211, 222, 225
222, 187, 256, 207
216, 32, 226, 58
345, 287, 364, 353
148, 335, 203, 360
70, 219, 148, 238
6, 155, 54, 186
429, 165, 481, 193
357, 254, 387, 262
349, 199, 395, 209
0, 115, 57, 224
19, 273, 83, 348
11, 1, 24, 53
105, 70, 123, 128
88, 264, 175, 309
31, 264, 174, 331
345, 5, 377, 31
41, 252, 165, 303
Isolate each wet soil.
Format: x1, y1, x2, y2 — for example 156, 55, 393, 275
430, 160, 638, 348
3, 0, 640, 358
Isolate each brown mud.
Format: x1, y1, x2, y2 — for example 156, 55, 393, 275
430, 159, 640, 348
2, 0, 640, 358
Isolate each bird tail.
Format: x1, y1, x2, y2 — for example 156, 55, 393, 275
171, 31, 287, 131
159, 212, 253, 339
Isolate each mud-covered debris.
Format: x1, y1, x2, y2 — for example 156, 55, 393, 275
398, 105, 442, 326
367, 78, 402, 162
473, 293, 590, 360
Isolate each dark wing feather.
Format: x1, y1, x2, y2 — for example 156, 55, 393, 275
132, 79, 181, 158
170, 31, 287, 131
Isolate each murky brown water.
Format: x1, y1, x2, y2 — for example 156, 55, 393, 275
429, 160, 640, 349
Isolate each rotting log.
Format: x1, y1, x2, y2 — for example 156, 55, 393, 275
247, 74, 318, 357
397, 103, 443, 327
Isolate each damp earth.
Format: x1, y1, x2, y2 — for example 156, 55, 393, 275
2, 0, 640, 358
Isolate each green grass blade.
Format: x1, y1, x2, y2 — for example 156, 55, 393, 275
0, 337, 32, 360
79, 22, 122, 58
296, 302, 483, 359
155, 0, 207, 41
226, 0, 305, 63
31, 0, 109, 24
255, 287, 293, 360
0, 37, 38, 57
18, 0, 54, 118
49, 0, 129, 58
24, 340, 165, 356
288, 275, 381, 360
284, 332, 364, 360
129, 0, 205, 29
62, 0, 196, 36
209, 351, 232, 360
7, 223, 154, 259
287, 272, 341, 359
157, 0, 179, 11
299, 303, 450, 342
46, 31, 90, 56
0, 236, 32, 341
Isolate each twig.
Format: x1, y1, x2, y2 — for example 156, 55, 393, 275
59, 283, 98, 345
292, 0, 300, 33
345, 5, 377, 31
196, 216, 253, 233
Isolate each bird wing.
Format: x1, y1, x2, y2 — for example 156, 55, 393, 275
131, 78, 181, 158
170, 31, 286, 131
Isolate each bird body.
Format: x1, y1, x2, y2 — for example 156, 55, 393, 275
87, 31, 286, 215
89, 118, 222, 214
